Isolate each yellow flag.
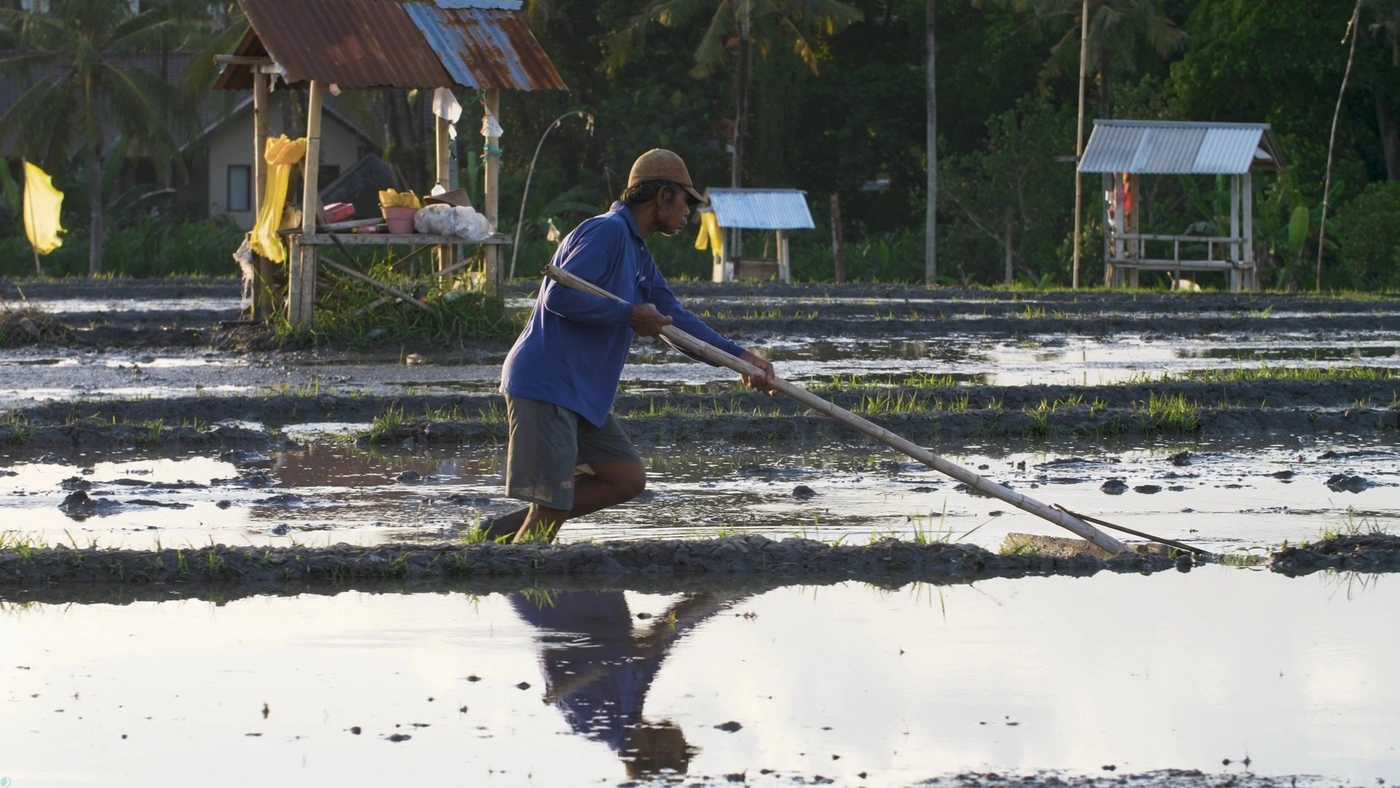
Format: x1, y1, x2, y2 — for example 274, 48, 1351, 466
694, 210, 722, 252
250, 135, 308, 263
23, 161, 64, 255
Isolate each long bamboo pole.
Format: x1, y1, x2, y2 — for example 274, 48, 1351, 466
544, 264, 1131, 555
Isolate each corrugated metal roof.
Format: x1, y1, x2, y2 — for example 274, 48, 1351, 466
214, 0, 563, 92
707, 189, 815, 230
405, 5, 565, 91
1079, 120, 1285, 175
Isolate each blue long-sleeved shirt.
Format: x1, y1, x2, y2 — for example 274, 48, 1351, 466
500, 202, 747, 427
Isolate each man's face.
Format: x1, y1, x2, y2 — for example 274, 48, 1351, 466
654, 186, 692, 236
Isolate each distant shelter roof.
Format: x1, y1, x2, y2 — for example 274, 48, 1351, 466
706, 189, 815, 230
214, 0, 565, 92
1078, 120, 1286, 175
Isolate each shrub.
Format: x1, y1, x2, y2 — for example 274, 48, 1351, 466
1335, 181, 1400, 290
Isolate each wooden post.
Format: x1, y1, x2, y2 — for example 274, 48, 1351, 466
1229, 174, 1241, 292
252, 71, 272, 320
1242, 171, 1255, 290
776, 229, 790, 283
830, 193, 845, 283
434, 113, 454, 273
482, 88, 501, 295
1101, 173, 1115, 287
289, 79, 324, 324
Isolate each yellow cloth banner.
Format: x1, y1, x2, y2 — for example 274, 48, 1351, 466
694, 210, 722, 252
250, 135, 308, 263
23, 161, 64, 255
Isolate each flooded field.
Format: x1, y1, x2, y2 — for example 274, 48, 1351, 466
4, 277, 1400, 785
3, 569, 1396, 786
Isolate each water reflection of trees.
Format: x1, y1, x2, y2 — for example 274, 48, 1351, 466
512, 589, 744, 778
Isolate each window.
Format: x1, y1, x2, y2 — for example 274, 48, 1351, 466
227, 165, 252, 213
318, 165, 341, 186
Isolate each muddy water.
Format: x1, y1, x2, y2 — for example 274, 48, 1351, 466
2, 568, 1396, 786
3, 330, 1400, 407
5, 439, 1398, 556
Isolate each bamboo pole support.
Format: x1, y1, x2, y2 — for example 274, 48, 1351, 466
482, 88, 502, 296
434, 113, 454, 273
289, 79, 325, 324
544, 264, 1131, 555
252, 70, 273, 320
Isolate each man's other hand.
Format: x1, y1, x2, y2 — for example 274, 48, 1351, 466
630, 304, 673, 337
739, 350, 776, 394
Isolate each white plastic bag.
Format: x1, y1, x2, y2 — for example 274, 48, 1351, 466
414, 204, 494, 242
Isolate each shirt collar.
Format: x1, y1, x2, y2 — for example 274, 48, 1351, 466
611, 201, 644, 242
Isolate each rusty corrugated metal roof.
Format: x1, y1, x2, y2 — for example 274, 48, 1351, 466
214, 0, 563, 92
706, 189, 815, 230
1079, 120, 1285, 175
405, 5, 565, 91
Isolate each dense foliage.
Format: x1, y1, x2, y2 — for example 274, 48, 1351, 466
2, 0, 1400, 289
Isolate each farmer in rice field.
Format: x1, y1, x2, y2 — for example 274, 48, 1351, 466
484, 149, 776, 544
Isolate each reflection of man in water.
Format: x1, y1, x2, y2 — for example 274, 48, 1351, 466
512, 590, 738, 778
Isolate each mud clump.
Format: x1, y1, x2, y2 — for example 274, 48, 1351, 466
0, 307, 76, 347
1270, 533, 1400, 575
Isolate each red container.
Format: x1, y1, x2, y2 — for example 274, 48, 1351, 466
381, 206, 417, 234
322, 202, 355, 224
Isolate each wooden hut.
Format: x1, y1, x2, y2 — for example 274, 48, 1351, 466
703, 189, 815, 283
1078, 120, 1286, 292
213, 0, 565, 323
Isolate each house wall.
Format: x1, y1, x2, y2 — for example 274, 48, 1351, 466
206, 107, 373, 230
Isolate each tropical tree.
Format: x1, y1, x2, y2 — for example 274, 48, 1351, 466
985, 0, 1183, 117
0, 0, 183, 275
603, 0, 864, 188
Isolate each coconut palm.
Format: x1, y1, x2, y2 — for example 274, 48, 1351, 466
0, 0, 182, 275
603, 0, 863, 188
988, 0, 1183, 117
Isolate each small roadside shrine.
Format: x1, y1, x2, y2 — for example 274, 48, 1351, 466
1078, 120, 1286, 292
212, 0, 565, 323
697, 188, 814, 283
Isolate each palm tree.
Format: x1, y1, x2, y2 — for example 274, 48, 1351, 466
604, 0, 863, 188
0, 0, 182, 275
990, 0, 1183, 117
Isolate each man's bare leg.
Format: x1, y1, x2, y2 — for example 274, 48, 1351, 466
513, 461, 646, 543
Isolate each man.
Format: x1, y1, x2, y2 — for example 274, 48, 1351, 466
488, 149, 775, 544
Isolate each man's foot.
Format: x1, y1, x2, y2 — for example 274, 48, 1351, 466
472, 506, 530, 542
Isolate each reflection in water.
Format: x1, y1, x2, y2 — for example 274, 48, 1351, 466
512, 590, 741, 778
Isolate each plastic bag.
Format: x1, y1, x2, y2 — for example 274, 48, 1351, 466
414, 204, 494, 242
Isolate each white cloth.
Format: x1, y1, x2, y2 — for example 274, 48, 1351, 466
433, 88, 463, 140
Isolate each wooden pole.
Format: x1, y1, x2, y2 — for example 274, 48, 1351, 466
1318, 0, 1363, 292
544, 263, 1132, 556
252, 71, 272, 320
434, 113, 453, 273
776, 229, 790, 283
1243, 171, 1255, 290
830, 193, 846, 284
483, 88, 502, 296
924, 0, 937, 284
1230, 174, 1241, 292
1072, 0, 1089, 290
290, 79, 325, 324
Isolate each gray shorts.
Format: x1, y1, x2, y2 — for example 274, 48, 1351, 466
504, 394, 642, 510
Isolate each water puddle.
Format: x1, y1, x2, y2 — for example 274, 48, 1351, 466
3, 440, 1398, 555
1, 568, 1395, 786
